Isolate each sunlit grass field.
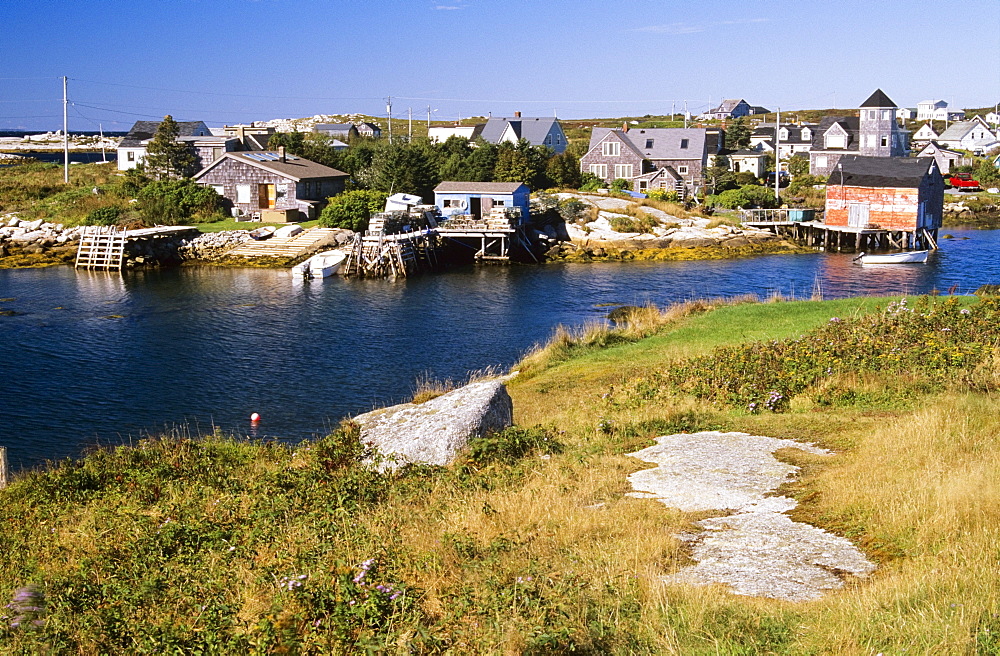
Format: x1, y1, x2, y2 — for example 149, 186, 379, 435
2, 294, 999, 653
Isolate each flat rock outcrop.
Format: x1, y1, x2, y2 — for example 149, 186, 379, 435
628, 431, 876, 602
352, 378, 513, 468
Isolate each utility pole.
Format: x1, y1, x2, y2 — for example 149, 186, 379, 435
671, 101, 675, 122
774, 107, 781, 203
63, 76, 69, 183
408, 107, 412, 140
684, 101, 688, 128
386, 96, 392, 144
99, 123, 106, 163
427, 105, 432, 130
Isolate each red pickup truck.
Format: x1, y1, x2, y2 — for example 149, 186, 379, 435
949, 173, 981, 190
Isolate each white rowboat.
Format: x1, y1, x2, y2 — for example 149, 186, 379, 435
857, 250, 929, 264
291, 250, 347, 279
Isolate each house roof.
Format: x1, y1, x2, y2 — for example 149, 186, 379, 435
918, 141, 964, 157
355, 122, 381, 133
860, 89, 897, 108
194, 151, 347, 181
434, 181, 527, 193
589, 127, 709, 160
478, 117, 561, 147
710, 99, 746, 114
811, 116, 860, 150
315, 123, 356, 133
752, 123, 817, 144
119, 120, 212, 148
831, 156, 936, 188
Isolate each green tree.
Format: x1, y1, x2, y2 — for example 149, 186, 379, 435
705, 155, 737, 193
143, 115, 197, 180
724, 117, 752, 150
545, 152, 581, 188
361, 142, 437, 200
136, 179, 222, 224
317, 189, 388, 232
786, 154, 810, 177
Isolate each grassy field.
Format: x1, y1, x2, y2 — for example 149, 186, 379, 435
2, 294, 1000, 653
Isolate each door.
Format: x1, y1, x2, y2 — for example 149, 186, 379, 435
258, 184, 276, 209
469, 197, 482, 220
481, 197, 494, 216
847, 202, 869, 228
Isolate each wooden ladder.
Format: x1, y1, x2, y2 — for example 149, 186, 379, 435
75, 226, 126, 270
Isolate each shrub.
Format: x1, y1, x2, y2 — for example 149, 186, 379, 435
557, 197, 588, 223
710, 184, 780, 209
610, 178, 632, 193
84, 206, 125, 226
646, 189, 680, 203
787, 174, 826, 196
136, 179, 222, 225
318, 189, 388, 232
578, 173, 603, 192
466, 426, 562, 466
735, 171, 760, 186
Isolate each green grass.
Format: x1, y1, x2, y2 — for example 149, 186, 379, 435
4, 295, 1000, 653
192, 219, 320, 233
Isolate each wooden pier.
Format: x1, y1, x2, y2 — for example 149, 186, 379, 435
341, 230, 439, 278
225, 227, 341, 259
740, 209, 939, 253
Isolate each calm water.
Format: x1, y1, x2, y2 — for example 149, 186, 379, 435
1, 229, 997, 469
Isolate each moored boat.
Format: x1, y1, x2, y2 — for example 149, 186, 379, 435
248, 226, 276, 240
857, 250, 929, 264
291, 250, 347, 279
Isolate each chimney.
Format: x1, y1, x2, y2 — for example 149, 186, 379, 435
514, 111, 521, 118
622, 122, 629, 133
278, 146, 286, 162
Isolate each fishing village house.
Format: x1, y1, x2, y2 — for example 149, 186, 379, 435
825, 155, 944, 249
916, 99, 964, 122
221, 124, 276, 150
750, 123, 817, 160
911, 123, 940, 148
478, 114, 568, 153
314, 123, 359, 140
809, 89, 910, 176
355, 122, 382, 138
579, 126, 718, 195
701, 99, 770, 120
916, 141, 971, 174
193, 149, 348, 222
934, 116, 1000, 154
433, 182, 530, 223
117, 120, 236, 172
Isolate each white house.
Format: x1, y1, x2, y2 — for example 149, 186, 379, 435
427, 125, 481, 144
911, 122, 939, 145
897, 107, 917, 121
117, 120, 230, 172
478, 114, 567, 153
917, 100, 948, 121
936, 116, 1000, 154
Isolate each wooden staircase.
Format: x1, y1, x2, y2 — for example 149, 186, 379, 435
75, 226, 126, 270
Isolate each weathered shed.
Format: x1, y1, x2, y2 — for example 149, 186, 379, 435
194, 150, 348, 221
825, 156, 943, 232
433, 182, 530, 223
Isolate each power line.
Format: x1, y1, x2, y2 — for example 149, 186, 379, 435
69, 77, 381, 102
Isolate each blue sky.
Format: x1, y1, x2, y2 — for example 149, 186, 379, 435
3, 0, 999, 131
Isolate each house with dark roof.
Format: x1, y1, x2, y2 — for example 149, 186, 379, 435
825, 156, 943, 233
193, 149, 348, 221
809, 89, 909, 176
355, 122, 382, 139
222, 124, 276, 151
433, 181, 530, 223
916, 141, 971, 174
116, 120, 232, 172
750, 123, 817, 160
579, 126, 719, 193
478, 114, 567, 153
703, 99, 751, 120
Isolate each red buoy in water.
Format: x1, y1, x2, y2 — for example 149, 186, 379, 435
250, 412, 261, 422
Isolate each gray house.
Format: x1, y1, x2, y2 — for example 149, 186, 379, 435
478, 113, 567, 153
809, 89, 909, 176
314, 123, 360, 140
579, 126, 717, 193
194, 150, 348, 221
117, 120, 229, 172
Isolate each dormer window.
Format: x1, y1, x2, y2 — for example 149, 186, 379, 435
778, 128, 788, 141
801, 128, 811, 140
602, 141, 621, 156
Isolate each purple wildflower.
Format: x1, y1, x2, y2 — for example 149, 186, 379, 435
6, 585, 45, 630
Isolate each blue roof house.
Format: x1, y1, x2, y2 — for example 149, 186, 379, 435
433, 182, 530, 224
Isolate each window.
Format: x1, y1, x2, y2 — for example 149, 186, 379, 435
815, 155, 828, 169
236, 185, 251, 204
544, 135, 552, 144
801, 128, 811, 140
589, 163, 608, 179
826, 134, 846, 149
645, 139, 654, 149
881, 136, 889, 147
638, 180, 648, 190
677, 166, 689, 175
778, 128, 788, 141
680, 139, 689, 149
555, 134, 561, 144
127, 151, 135, 162
494, 200, 505, 206
614, 164, 633, 178
881, 110, 891, 120
212, 185, 224, 196
601, 141, 620, 156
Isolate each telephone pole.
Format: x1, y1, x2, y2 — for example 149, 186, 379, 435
386, 96, 392, 144
408, 107, 412, 140
63, 76, 69, 183
774, 107, 781, 202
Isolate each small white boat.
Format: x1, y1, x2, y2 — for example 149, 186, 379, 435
291, 250, 347, 279
856, 250, 929, 264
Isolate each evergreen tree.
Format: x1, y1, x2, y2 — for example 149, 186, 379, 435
724, 117, 752, 151
143, 115, 197, 179
546, 151, 581, 188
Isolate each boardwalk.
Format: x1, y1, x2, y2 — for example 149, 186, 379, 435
225, 228, 341, 259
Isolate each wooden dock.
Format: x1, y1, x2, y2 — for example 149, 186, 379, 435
75, 226, 201, 270
225, 228, 341, 259
740, 210, 939, 253
341, 230, 439, 278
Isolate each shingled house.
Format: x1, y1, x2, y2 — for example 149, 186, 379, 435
478, 114, 567, 153
809, 89, 910, 176
193, 149, 348, 221
117, 120, 236, 172
580, 126, 718, 194
825, 156, 943, 236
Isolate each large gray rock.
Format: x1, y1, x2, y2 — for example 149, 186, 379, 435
353, 378, 514, 468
